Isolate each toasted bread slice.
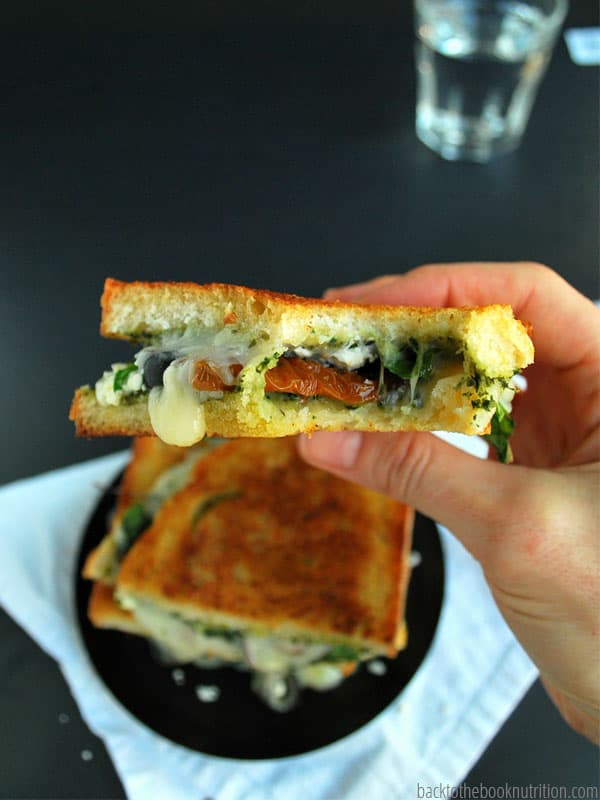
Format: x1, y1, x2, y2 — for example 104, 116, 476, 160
116, 438, 413, 657
70, 279, 533, 451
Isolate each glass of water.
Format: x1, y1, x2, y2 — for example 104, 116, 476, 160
414, 0, 569, 162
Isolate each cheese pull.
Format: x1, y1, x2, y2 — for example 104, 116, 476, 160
148, 361, 207, 446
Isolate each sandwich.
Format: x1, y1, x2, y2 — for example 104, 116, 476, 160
86, 437, 414, 710
70, 279, 534, 461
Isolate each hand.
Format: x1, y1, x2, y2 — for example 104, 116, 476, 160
298, 262, 600, 743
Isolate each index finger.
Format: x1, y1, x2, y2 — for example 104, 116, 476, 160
326, 262, 599, 368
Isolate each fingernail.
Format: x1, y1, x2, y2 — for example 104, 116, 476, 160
300, 431, 363, 469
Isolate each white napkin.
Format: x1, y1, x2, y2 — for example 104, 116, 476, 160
0, 437, 537, 800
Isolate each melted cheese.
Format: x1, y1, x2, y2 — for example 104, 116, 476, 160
292, 341, 377, 370
296, 663, 345, 690
120, 595, 364, 706
148, 360, 208, 446
121, 597, 243, 663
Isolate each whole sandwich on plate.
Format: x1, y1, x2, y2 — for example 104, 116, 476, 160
70, 278, 534, 461
85, 437, 414, 710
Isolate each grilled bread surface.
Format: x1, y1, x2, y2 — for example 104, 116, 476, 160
116, 438, 413, 655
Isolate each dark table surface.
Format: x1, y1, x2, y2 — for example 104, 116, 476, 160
1, 3, 599, 797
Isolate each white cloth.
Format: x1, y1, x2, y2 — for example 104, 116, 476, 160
0, 437, 537, 800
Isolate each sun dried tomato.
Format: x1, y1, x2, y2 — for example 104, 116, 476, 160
192, 362, 242, 391
265, 358, 377, 404
192, 357, 378, 404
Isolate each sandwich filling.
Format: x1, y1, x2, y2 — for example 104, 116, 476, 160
117, 593, 381, 708
93, 327, 516, 457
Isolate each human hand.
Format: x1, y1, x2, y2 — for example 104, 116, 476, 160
298, 262, 600, 743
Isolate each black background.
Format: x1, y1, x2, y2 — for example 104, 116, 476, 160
1, 1, 598, 797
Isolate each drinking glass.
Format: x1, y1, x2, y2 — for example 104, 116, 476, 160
414, 0, 569, 162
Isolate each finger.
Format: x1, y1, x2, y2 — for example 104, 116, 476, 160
325, 262, 599, 368
298, 429, 528, 565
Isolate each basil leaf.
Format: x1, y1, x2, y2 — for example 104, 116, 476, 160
117, 502, 152, 558
484, 402, 515, 464
113, 363, 138, 392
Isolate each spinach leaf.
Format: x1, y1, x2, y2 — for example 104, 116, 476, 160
117, 502, 152, 558
324, 643, 362, 662
415, 344, 435, 380
385, 340, 436, 403
200, 625, 242, 641
484, 401, 515, 464
386, 340, 435, 380
386, 349, 416, 380
113, 363, 138, 392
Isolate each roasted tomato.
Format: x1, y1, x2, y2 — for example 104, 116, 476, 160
265, 357, 377, 404
192, 357, 378, 404
192, 362, 242, 391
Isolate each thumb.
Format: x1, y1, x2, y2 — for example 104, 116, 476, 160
298, 430, 525, 564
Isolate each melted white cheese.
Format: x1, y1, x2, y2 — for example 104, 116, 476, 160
244, 635, 330, 672
292, 341, 377, 370
120, 595, 367, 706
135, 327, 253, 380
295, 663, 345, 690
123, 598, 243, 663
148, 360, 209, 446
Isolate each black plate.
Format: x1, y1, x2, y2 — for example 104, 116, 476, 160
75, 471, 444, 760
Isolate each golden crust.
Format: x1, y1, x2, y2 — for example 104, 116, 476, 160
117, 438, 413, 655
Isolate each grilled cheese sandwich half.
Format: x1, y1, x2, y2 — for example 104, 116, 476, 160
85, 437, 414, 708
70, 279, 534, 461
